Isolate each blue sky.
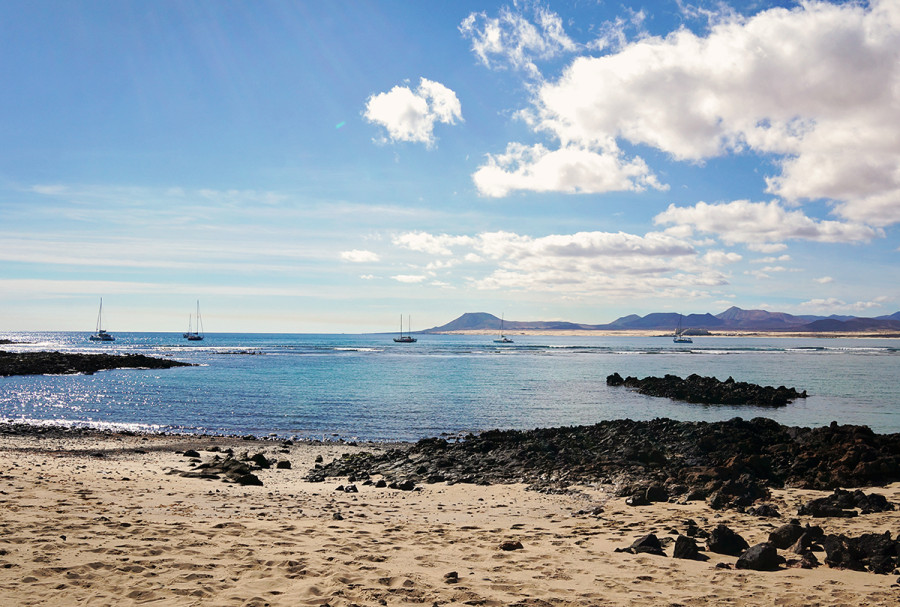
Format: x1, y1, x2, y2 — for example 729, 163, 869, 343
1, 0, 898, 332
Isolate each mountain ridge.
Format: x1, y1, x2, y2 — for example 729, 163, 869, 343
423, 308, 900, 333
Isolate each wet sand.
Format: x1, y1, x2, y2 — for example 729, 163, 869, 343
0, 431, 898, 606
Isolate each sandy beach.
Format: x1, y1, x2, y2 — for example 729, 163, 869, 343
1, 430, 898, 606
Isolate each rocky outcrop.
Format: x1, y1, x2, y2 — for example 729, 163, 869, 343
0, 351, 193, 376
305, 418, 900, 504
821, 532, 900, 574
606, 373, 806, 407
798, 488, 894, 517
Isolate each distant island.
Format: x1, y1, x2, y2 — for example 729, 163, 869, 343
423, 307, 900, 335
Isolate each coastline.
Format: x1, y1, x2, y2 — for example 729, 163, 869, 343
1, 424, 898, 606
431, 329, 900, 338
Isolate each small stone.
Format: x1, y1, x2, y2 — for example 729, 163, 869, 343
499, 541, 524, 551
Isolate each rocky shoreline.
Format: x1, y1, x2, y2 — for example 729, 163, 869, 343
307, 417, 900, 506
0, 350, 193, 376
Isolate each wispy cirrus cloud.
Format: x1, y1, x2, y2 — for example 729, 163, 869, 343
459, 3, 576, 77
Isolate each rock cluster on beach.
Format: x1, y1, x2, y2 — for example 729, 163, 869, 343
0, 351, 193, 376
616, 513, 900, 575
306, 418, 900, 508
606, 372, 807, 406
167, 445, 294, 486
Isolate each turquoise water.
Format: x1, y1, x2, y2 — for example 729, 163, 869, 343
1, 332, 899, 440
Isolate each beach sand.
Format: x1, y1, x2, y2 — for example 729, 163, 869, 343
1, 431, 898, 606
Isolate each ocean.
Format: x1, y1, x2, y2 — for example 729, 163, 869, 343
1, 331, 899, 441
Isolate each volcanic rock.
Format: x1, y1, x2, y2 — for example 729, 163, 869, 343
616, 534, 666, 557
606, 373, 806, 407
234, 473, 263, 486
708, 525, 750, 556
303, 417, 900, 508
0, 351, 193, 376
673, 535, 709, 561
736, 543, 784, 571
768, 522, 805, 549
822, 531, 900, 574
798, 488, 894, 517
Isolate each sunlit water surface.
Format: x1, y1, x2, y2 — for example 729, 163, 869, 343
1, 332, 898, 440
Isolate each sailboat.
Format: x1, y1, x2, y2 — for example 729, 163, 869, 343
673, 314, 693, 343
393, 315, 417, 343
185, 300, 204, 341
494, 314, 513, 344
88, 298, 115, 341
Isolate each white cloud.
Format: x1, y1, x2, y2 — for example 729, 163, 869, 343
390, 228, 735, 299
815, 276, 834, 284
459, 5, 576, 77
654, 200, 881, 246
800, 297, 845, 310
747, 265, 794, 280
339, 249, 380, 263
473, 143, 667, 197
483, 1, 900, 226
364, 78, 462, 147
747, 242, 788, 254
392, 231, 474, 255
798, 297, 890, 313
703, 250, 742, 265
752, 255, 791, 264
392, 274, 427, 284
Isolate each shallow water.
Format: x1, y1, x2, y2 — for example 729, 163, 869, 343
1, 332, 899, 440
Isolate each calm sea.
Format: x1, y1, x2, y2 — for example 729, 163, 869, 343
1, 332, 899, 441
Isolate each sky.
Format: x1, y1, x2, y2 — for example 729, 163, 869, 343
1, 0, 899, 333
